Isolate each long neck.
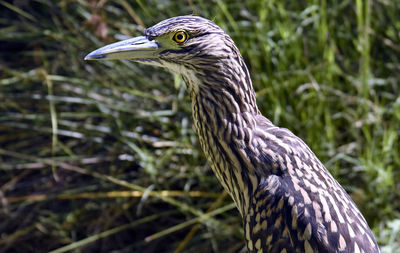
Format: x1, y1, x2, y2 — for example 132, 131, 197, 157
186, 47, 260, 135
183, 51, 260, 215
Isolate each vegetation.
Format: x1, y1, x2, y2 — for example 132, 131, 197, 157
1, 0, 399, 252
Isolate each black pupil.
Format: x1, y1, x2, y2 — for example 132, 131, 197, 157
177, 34, 184, 41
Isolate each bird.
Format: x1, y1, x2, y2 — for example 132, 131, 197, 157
85, 16, 380, 253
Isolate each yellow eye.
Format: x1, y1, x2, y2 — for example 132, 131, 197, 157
173, 31, 188, 43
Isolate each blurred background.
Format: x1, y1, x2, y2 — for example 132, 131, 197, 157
1, 0, 399, 252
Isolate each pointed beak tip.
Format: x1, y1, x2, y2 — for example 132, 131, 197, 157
84, 53, 106, 61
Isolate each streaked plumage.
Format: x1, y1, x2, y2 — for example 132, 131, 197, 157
85, 16, 380, 252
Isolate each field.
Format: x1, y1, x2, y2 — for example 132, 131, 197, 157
1, 0, 399, 252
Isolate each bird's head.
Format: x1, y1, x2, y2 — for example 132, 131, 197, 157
85, 16, 235, 75
85, 15, 257, 114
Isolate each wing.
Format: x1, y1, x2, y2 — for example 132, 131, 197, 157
243, 115, 379, 252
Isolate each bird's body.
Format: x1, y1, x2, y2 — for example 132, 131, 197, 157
85, 16, 380, 252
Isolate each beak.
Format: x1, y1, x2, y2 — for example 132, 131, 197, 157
84, 36, 159, 61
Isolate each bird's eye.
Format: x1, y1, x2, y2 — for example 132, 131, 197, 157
173, 31, 188, 43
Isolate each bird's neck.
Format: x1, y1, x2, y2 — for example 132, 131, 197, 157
182, 55, 261, 215
185, 51, 260, 117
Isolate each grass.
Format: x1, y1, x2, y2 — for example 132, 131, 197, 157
0, 0, 399, 252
